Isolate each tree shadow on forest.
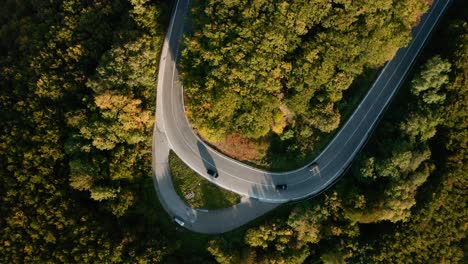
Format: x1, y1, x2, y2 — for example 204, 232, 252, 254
262, 134, 310, 172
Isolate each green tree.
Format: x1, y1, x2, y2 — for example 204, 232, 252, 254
411, 56, 451, 105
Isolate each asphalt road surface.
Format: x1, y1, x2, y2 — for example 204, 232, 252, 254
152, 0, 451, 233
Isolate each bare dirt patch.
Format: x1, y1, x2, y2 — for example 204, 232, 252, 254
210, 133, 268, 162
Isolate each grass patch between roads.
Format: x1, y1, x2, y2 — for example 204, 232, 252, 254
169, 151, 241, 209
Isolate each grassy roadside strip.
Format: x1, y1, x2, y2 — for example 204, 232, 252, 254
169, 151, 241, 209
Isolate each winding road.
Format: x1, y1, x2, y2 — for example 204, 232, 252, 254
152, 0, 451, 233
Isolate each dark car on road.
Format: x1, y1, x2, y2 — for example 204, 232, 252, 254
207, 169, 219, 178
275, 184, 287, 191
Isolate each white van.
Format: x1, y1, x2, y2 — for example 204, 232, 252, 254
174, 217, 185, 226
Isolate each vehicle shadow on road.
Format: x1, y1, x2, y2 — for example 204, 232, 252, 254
197, 141, 234, 208
197, 141, 217, 176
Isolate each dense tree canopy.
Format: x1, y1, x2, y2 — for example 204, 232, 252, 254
180, 0, 428, 146
1, 0, 465, 263
0, 0, 180, 262
341, 55, 451, 223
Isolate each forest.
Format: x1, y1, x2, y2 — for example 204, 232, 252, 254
0, 0, 466, 263
0, 0, 179, 262
179, 0, 431, 169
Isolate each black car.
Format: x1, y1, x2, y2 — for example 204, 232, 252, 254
207, 169, 219, 178
275, 184, 287, 191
